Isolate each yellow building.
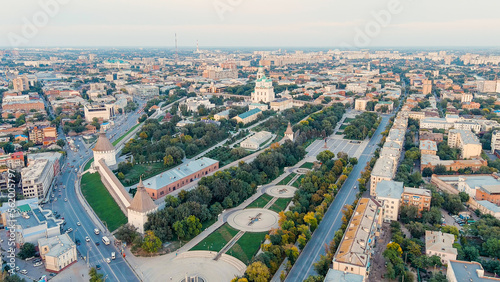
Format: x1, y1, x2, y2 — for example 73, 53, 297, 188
38, 233, 77, 273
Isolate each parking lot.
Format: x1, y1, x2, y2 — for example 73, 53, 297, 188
306, 135, 368, 159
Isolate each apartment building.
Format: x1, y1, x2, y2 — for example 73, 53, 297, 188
331, 198, 381, 281
370, 156, 397, 196
420, 139, 437, 155
12, 76, 30, 92
355, 98, 370, 111
21, 159, 54, 200
401, 187, 432, 216
425, 231, 457, 264
84, 104, 114, 122
375, 180, 404, 222
29, 126, 57, 145
38, 233, 77, 273
447, 260, 500, 282
448, 129, 482, 159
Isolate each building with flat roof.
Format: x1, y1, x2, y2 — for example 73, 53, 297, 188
370, 156, 397, 196
476, 200, 500, 219
420, 140, 437, 155
249, 103, 268, 111
270, 98, 293, 112
425, 230, 457, 264
324, 269, 364, 282
38, 233, 77, 273
233, 108, 262, 125
354, 98, 370, 111
448, 129, 482, 159
143, 157, 219, 200
241, 131, 272, 150
420, 154, 486, 173
419, 131, 444, 143
401, 187, 431, 216
10, 203, 62, 247
84, 104, 114, 122
375, 180, 404, 222
491, 130, 500, 154
21, 158, 55, 200
331, 198, 381, 281
447, 260, 500, 282
29, 126, 57, 145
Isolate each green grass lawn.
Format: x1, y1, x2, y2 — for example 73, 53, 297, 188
201, 217, 217, 231
119, 162, 175, 186
277, 173, 296, 186
336, 131, 344, 135
84, 158, 93, 171
339, 124, 348, 130
190, 224, 239, 252
112, 123, 140, 146
80, 172, 127, 232
344, 118, 355, 123
269, 198, 292, 213
300, 162, 314, 169
246, 194, 273, 209
227, 232, 267, 265
292, 175, 305, 188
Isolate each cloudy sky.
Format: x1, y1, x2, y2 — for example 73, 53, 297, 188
2, 0, 500, 48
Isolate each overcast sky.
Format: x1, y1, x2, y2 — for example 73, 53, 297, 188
2, 0, 500, 48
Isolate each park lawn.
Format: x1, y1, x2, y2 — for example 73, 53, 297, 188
80, 172, 127, 232
269, 198, 292, 213
336, 131, 344, 135
84, 158, 94, 171
277, 173, 296, 186
190, 224, 239, 252
112, 123, 140, 146
344, 118, 355, 123
246, 194, 273, 209
119, 162, 174, 186
339, 124, 348, 130
300, 162, 314, 169
201, 218, 217, 231
292, 175, 305, 188
227, 232, 267, 265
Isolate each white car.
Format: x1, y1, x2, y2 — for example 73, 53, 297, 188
64, 198, 68, 202
77, 222, 81, 226
20, 270, 27, 274
106, 258, 111, 264
85, 236, 90, 242
66, 228, 73, 233
34, 262, 43, 267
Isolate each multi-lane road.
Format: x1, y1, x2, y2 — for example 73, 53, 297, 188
48, 102, 145, 282
285, 114, 391, 281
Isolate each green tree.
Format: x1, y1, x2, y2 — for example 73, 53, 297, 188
399, 205, 419, 224
483, 238, 500, 258
316, 150, 335, 163
89, 267, 104, 282
18, 243, 36, 259
245, 261, 270, 282
407, 221, 426, 238
56, 139, 66, 147
115, 224, 139, 245
459, 192, 470, 203
142, 231, 162, 253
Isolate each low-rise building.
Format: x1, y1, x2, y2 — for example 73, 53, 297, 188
374, 101, 393, 113
476, 200, 500, 219
331, 198, 381, 281
270, 98, 293, 112
425, 230, 457, 264
419, 131, 444, 143
420, 140, 437, 155
248, 103, 268, 111
420, 154, 486, 173
401, 187, 431, 216
447, 260, 500, 282
375, 180, 404, 222
233, 108, 262, 125
10, 203, 62, 247
143, 158, 219, 200
354, 98, 370, 111
214, 109, 230, 121
241, 131, 272, 150
38, 233, 77, 273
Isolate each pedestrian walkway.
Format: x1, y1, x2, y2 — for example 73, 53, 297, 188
214, 231, 246, 261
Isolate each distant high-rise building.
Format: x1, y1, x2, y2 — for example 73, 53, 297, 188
251, 67, 275, 103
12, 76, 29, 92
422, 79, 432, 95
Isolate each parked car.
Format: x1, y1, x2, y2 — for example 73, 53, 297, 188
77, 222, 81, 226
85, 236, 90, 242
20, 270, 27, 274
34, 262, 43, 267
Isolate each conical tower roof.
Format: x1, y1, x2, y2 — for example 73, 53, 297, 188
285, 122, 293, 135
128, 178, 157, 213
92, 128, 115, 152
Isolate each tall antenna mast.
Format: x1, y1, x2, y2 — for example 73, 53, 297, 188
175, 33, 178, 63
196, 40, 199, 53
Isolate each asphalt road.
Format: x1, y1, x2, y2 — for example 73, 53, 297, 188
47, 101, 145, 282
285, 114, 391, 281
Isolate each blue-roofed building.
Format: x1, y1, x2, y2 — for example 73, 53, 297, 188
324, 269, 364, 282
375, 180, 404, 222
447, 260, 500, 282
477, 200, 500, 219
233, 108, 262, 125
143, 157, 219, 200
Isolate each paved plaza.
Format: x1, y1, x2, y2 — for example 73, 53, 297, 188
227, 208, 280, 232
306, 135, 368, 159
266, 185, 297, 198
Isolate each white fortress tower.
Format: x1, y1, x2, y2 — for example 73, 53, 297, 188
92, 128, 117, 169
251, 66, 275, 103
127, 178, 158, 234
284, 122, 294, 142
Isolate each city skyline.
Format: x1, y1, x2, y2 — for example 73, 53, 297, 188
2, 0, 500, 48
